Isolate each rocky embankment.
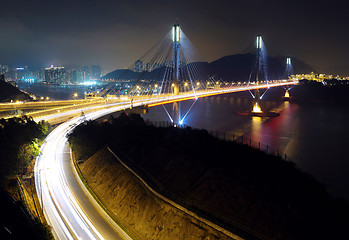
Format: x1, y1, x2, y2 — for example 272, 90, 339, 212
79, 147, 237, 240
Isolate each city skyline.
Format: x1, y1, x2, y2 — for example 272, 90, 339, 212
1, 0, 348, 75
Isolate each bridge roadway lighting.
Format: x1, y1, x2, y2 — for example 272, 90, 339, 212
31, 80, 296, 238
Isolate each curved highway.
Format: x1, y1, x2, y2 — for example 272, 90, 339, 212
35, 103, 137, 240
34, 81, 296, 239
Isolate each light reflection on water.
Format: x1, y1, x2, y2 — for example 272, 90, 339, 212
143, 91, 349, 200
12, 83, 349, 199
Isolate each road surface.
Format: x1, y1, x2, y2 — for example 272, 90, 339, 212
34, 80, 297, 239
35, 105, 136, 240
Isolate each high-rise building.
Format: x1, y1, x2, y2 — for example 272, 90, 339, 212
134, 60, 143, 72
82, 65, 90, 80
0, 65, 8, 75
44, 65, 66, 84
90, 65, 101, 80
70, 69, 84, 83
145, 63, 152, 72
15, 66, 29, 80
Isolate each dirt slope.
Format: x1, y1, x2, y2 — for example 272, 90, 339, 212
80, 148, 236, 240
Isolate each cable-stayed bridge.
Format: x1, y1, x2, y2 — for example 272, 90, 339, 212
2, 23, 296, 125
24, 23, 300, 240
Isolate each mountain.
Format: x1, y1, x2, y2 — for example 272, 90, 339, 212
0, 79, 31, 102
209, 54, 315, 82
103, 54, 315, 82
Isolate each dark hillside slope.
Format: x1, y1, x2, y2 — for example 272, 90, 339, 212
69, 114, 348, 240
0, 80, 31, 102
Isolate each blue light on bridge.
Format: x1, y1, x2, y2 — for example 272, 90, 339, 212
82, 81, 97, 86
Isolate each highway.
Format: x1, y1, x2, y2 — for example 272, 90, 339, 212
33, 80, 297, 239
35, 104, 137, 240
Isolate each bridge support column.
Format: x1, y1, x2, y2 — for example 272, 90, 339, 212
252, 35, 263, 113
172, 23, 181, 125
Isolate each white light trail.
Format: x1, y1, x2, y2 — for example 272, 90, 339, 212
34, 79, 297, 239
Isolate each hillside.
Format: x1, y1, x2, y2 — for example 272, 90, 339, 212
0, 80, 31, 102
79, 148, 236, 240
102, 54, 315, 82
69, 114, 348, 240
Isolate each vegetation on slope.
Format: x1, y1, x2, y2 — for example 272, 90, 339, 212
0, 116, 52, 240
0, 116, 52, 182
69, 113, 349, 240
79, 148, 235, 240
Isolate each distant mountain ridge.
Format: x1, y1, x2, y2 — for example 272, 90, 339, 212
103, 53, 315, 82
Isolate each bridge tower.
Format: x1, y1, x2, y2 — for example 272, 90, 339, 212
172, 23, 181, 124
283, 57, 293, 100
252, 35, 262, 113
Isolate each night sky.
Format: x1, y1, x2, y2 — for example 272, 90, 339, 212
1, 0, 348, 75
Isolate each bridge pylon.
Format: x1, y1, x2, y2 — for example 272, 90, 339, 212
237, 34, 280, 117
172, 23, 181, 125
252, 35, 263, 114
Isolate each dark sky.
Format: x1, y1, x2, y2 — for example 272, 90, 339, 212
1, 0, 348, 75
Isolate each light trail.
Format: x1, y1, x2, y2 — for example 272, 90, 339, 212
34, 80, 297, 239
35, 103, 137, 240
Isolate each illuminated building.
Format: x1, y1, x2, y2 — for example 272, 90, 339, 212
15, 66, 29, 80
290, 72, 348, 82
90, 65, 101, 80
44, 65, 66, 84
134, 60, 143, 72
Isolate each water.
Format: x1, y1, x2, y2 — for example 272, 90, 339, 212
142, 88, 349, 200
18, 81, 107, 100
18, 82, 349, 199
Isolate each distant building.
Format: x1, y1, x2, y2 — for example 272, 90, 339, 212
134, 60, 143, 72
291, 72, 348, 82
44, 65, 66, 84
70, 69, 84, 83
90, 65, 101, 80
4, 68, 16, 81
15, 66, 29, 81
145, 63, 152, 72
0, 65, 8, 75
82, 65, 90, 81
